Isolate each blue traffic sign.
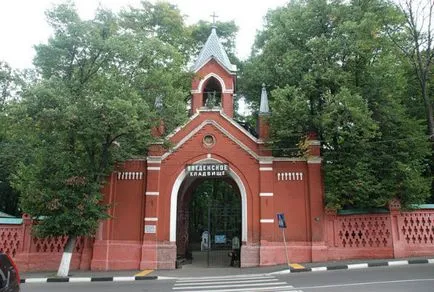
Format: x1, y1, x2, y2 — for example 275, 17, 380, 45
277, 213, 287, 228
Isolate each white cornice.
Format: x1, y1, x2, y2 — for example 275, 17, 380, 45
147, 156, 162, 164
308, 140, 321, 146
273, 157, 307, 162
198, 108, 222, 112
307, 156, 322, 164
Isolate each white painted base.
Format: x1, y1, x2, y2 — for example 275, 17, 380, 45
57, 251, 72, 277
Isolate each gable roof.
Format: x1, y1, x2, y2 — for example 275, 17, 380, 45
192, 28, 237, 73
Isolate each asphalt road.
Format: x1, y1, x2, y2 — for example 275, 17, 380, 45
21, 263, 434, 292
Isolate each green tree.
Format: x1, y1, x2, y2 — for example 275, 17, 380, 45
12, 3, 191, 276
0, 61, 23, 216
241, 0, 431, 209
390, 0, 434, 201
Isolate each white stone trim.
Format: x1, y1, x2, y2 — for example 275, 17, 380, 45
164, 110, 259, 153
259, 159, 273, 164
147, 167, 161, 171
277, 172, 304, 181
144, 217, 158, 221
308, 140, 321, 146
147, 157, 162, 164
207, 154, 211, 158
191, 89, 234, 94
162, 120, 260, 161
197, 108, 222, 112
170, 158, 247, 242
193, 56, 235, 75
145, 192, 159, 196
117, 172, 143, 180
273, 157, 306, 162
219, 111, 259, 142
260, 219, 274, 223
259, 192, 274, 197
166, 112, 200, 139
197, 72, 229, 93
259, 167, 273, 171
307, 157, 322, 164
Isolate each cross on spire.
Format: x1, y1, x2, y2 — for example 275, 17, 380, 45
210, 12, 218, 27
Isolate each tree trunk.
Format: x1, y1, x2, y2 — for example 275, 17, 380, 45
57, 236, 76, 277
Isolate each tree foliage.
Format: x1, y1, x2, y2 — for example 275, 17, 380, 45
241, 0, 431, 209
0, 61, 23, 216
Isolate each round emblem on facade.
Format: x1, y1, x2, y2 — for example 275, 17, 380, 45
203, 134, 216, 148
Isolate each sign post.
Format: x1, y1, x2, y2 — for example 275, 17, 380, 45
277, 213, 289, 267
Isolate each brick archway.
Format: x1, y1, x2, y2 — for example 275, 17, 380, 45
170, 158, 248, 243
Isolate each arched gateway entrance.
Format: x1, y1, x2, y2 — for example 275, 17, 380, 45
91, 27, 325, 271
170, 159, 248, 267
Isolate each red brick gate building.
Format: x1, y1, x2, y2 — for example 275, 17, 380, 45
89, 27, 326, 270
3, 28, 432, 273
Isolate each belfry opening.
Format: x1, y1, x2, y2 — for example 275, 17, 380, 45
202, 76, 222, 108
176, 175, 242, 267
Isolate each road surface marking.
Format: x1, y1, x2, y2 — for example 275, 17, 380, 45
297, 278, 434, 289
290, 263, 305, 269
134, 269, 154, 277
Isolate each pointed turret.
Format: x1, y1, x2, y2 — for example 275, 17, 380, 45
190, 27, 237, 117
151, 95, 165, 137
259, 83, 270, 115
258, 84, 270, 142
192, 27, 237, 73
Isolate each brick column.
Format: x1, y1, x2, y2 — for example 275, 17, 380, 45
191, 92, 202, 113
91, 173, 116, 270
222, 92, 234, 117
306, 137, 327, 261
140, 158, 161, 269
259, 159, 275, 242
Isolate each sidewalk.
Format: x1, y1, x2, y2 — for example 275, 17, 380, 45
20, 256, 434, 283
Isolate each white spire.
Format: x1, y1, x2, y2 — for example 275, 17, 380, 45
259, 83, 270, 115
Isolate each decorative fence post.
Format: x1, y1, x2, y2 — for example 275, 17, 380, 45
324, 208, 337, 249
14, 213, 33, 271
388, 199, 402, 258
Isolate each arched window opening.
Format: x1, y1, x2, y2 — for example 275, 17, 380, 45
202, 77, 222, 108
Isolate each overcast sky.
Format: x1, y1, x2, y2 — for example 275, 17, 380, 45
0, 0, 289, 69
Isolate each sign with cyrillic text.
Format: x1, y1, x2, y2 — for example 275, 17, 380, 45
186, 164, 229, 177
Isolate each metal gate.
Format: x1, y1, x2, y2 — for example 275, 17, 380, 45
204, 204, 241, 267
177, 203, 241, 268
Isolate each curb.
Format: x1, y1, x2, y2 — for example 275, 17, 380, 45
21, 275, 158, 284
269, 258, 434, 275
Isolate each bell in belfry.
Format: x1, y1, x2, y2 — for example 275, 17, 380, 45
206, 91, 218, 108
